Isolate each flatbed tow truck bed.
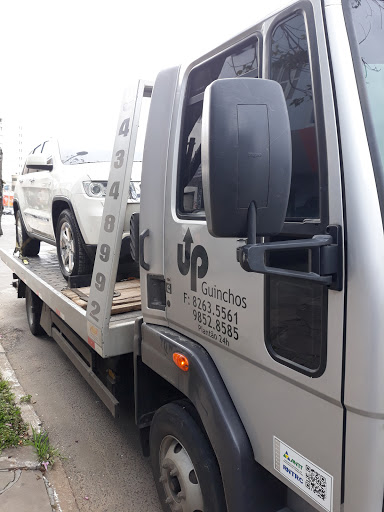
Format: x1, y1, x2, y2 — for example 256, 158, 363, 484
0, 246, 142, 351
0, 246, 142, 417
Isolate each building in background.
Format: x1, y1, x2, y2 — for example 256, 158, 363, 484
0, 117, 26, 184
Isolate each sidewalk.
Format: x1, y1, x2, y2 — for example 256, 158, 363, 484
0, 343, 78, 512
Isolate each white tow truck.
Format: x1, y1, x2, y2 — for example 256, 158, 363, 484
1, 0, 384, 510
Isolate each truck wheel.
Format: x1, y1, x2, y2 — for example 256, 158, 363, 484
16, 210, 40, 256
25, 286, 44, 336
150, 402, 226, 512
56, 209, 91, 280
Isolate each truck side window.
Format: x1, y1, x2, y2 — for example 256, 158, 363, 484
266, 12, 327, 376
270, 12, 320, 221
178, 39, 259, 217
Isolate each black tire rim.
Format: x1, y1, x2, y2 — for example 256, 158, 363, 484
159, 435, 204, 512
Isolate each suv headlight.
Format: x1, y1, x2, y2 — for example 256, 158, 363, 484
83, 181, 107, 198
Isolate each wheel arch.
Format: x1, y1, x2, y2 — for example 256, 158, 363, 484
13, 199, 20, 215
52, 197, 75, 232
135, 322, 286, 512
52, 197, 87, 246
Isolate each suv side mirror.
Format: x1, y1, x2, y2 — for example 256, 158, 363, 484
202, 78, 292, 238
26, 154, 53, 171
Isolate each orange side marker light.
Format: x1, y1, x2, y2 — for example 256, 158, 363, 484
173, 353, 189, 372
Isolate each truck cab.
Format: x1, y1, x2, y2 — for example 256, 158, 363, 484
2, 0, 383, 510
136, 0, 384, 510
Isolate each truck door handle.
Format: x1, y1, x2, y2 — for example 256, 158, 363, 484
19, 179, 23, 183
139, 229, 150, 271
29, 179, 35, 183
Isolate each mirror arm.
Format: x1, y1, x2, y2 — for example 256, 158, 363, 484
247, 201, 257, 245
237, 224, 343, 291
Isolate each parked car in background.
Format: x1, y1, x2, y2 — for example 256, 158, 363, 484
2, 184, 14, 214
13, 137, 141, 279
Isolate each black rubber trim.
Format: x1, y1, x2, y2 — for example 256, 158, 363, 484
139, 229, 150, 270
83, 244, 97, 261
140, 323, 284, 512
176, 33, 263, 223
52, 196, 88, 248
13, 199, 19, 215
341, 0, 384, 232
265, 0, 329, 236
320, 0, 349, 503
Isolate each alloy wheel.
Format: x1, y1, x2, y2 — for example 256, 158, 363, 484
60, 222, 75, 273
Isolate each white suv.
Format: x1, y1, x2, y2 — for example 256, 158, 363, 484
14, 137, 140, 279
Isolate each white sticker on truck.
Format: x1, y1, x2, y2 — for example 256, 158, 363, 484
273, 437, 333, 512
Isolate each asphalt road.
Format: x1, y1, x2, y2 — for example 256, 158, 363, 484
0, 214, 162, 512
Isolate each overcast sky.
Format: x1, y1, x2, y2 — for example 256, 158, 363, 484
0, 0, 288, 151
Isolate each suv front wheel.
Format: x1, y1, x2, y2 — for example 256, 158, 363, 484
56, 209, 91, 279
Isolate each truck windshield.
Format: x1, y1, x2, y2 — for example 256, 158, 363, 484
346, 0, 384, 169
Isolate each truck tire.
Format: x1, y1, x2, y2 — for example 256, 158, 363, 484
16, 210, 40, 257
150, 401, 226, 512
56, 209, 91, 280
25, 286, 44, 336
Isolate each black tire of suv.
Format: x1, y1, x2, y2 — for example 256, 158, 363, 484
150, 401, 227, 512
25, 286, 45, 336
56, 209, 92, 279
15, 210, 41, 257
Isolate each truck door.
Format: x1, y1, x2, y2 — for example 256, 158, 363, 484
163, 2, 345, 511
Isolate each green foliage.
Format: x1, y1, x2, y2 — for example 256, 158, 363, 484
26, 427, 61, 465
20, 394, 32, 404
0, 375, 28, 452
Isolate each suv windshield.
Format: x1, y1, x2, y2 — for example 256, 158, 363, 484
59, 141, 113, 165
346, 0, 384, 169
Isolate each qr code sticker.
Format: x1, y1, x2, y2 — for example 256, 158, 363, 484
305, 464, 327, 501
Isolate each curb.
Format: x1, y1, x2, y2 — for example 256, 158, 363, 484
0, 342, 79, 511
0, 343, 40, 436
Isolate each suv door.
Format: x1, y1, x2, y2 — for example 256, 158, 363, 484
163, 2, 345, 511
23, 141, 55, 239
18, 144, 42, 233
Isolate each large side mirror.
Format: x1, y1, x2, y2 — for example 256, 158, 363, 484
26, 154, 53, 171
202, 78, 292, 238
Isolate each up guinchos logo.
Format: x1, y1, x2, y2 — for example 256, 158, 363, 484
177, 229, 209, 292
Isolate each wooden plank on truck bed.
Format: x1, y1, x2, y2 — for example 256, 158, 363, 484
62, 279, 141, 315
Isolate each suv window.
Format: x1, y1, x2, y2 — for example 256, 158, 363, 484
42, 140, 53, 165
178, 38, 259, 216
266, 11, 328, 377
22, 145, 41, 175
